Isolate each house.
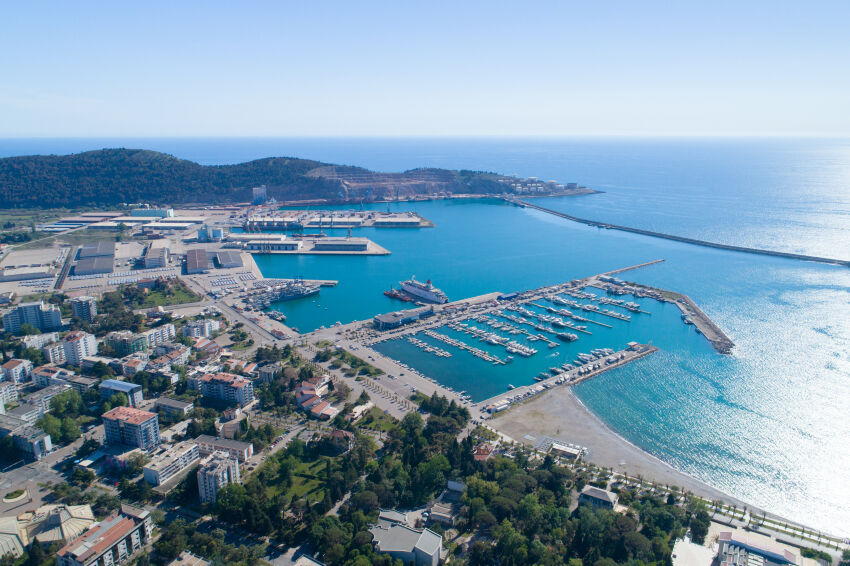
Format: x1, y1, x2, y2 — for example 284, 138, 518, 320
578, 486, 618, 510
257, 362, 282, 383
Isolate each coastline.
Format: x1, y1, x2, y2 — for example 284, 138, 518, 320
491, 385, 745, 505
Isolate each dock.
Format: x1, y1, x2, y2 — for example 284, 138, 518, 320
474, 344, 659, 413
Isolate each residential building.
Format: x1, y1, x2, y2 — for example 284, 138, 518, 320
22, 332, 59, 349
56, 505, 152, 566
181, 318, 221, 338
117, 356, 147, 377
2, 301, 62, 333
104, 331, 147, 356
100, 379, 144, 407
64, 375, 99, 394
24, 383, 71, 414
48, 331, 98, 366
1, 359, 33, 383
155, 397, 194, 417
0, 382, 18, 406
143, 441, 200, 486
12, 427, 53, 460
257, 361, 282, 383
192, 372, 253, 406
369, 517, 443, 566
197, 450, 240, 504
6, 403, 42, 425
142, 324, 176, 348
69, 296, 98, 323
0, 504, 95, 559
193, 435, 253, 462
102, 407, 160, 450
578, 486, 619, 510
31, 365, 76, 388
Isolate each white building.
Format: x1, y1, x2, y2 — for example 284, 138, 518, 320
56, 505, 152, 566
69, 296, 98, 323
181, 319, 221, 338
2, 301, 62, 333
197, 450, 240, 504
143, 324, 176, 348
1, 359, 33, 384
42, 331, 98, 366
143, 441, 200, 486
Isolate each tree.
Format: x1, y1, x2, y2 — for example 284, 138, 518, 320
60, 417, 82, 443
37, 414, 62, 441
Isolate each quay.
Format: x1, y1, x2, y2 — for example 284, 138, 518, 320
243, 210, 432, 231
505, 197, 850, 267
473, 344, 659, 414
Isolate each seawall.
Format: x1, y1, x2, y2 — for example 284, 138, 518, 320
506, 198, 850, 267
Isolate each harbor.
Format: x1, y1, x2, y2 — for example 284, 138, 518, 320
242, 210, 433, 231
305, 259, 731, 403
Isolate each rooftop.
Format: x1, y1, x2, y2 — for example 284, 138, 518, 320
102, 406, 156, 426
100, 379, 142, 393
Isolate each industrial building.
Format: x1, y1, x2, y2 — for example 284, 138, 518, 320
252, 185, 267, 204
312, 237, 369, 251
185, 249, 210, 274
130, 208, 174, 218
143, 242, 169, 268
245, 238, 302, 251
214, 250, 243, 268
78, 241, 115, 258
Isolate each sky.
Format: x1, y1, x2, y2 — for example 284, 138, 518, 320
1, 1, 849, 137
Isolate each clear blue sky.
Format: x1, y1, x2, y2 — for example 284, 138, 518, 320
2, 1, 848, 137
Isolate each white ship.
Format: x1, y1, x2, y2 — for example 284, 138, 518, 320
400, 276, 449, 304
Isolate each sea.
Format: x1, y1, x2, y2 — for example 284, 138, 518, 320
2, 137, 849, 535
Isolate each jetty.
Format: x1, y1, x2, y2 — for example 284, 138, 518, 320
474, 344, 659, 414
505, 197, 850, 267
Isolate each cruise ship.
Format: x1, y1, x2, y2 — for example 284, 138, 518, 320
400, 277, 449, 304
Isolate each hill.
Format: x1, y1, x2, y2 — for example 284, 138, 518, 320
0, 148, 514, 208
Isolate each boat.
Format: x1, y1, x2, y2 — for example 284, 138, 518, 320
400, 276, 449, 304
507, 384, 515, 390
384, 287, 413, 302
555, 332, 578, 342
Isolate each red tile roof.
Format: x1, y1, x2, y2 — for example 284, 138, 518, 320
102, 406, 156, 426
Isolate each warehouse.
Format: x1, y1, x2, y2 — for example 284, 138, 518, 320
78, 241, 115, 258
185, 249, 210, 274
214, 251, 243, 269
74, 256, 114, 276
313, 237, 369, 252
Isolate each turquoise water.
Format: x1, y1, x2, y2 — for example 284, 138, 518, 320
3, 138, 850, 534
256, 199, 850, 535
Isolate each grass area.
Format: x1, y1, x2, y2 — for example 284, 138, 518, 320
333, 349, 384, 377
4, 489, 24, 499
261, 455, 330, 504
315, 339, 333, 348
357, 406, 397, 433
126, 280, 201, 308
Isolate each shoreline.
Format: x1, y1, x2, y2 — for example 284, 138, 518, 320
491, 385, 745, 505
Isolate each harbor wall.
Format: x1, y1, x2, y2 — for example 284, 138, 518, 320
507, 198, 850, 267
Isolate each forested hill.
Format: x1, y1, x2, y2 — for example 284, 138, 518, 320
0, 148, 512, 208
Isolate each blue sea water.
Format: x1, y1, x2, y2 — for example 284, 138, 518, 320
2, 137, 849, 534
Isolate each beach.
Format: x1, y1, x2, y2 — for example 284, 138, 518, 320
491, 386, 742, 504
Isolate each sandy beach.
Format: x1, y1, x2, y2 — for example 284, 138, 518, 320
491, 386, 743, 505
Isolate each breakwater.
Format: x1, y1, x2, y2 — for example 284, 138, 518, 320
507, 198, 850, 267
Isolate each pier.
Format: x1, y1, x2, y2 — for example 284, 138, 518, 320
505, 197, 850, 267
473, 344, 659, 413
